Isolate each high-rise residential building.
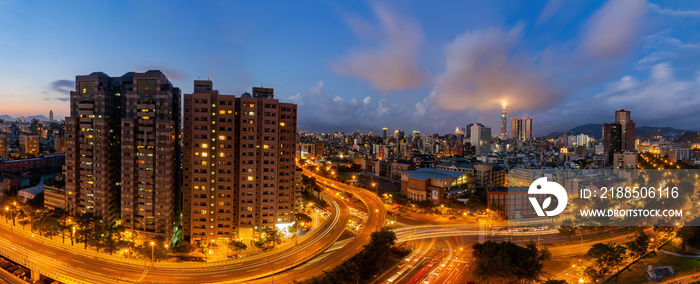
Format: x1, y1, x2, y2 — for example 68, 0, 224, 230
49, 110, 54, 122
382, 128, 387, 140
53, 132, 65, 153
19, 134, 39, 156
65, 72, 123, 223
510, 117, 532, 141
501, 103, 507, 138
183, 81, 297, 244
119, 71, 181, 235
64, 70, 181, 233
470, 123, 491, 155
394, 129, 400, 140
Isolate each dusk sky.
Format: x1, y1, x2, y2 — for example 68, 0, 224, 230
1, 0, 699, 135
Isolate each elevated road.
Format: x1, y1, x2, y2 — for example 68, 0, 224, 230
0, 191, 350, 283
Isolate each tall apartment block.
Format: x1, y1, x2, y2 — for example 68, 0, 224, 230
183, 81, 297, 244
65, 72, 122, 223
64, 70, 181, 235
120, 72, 181, 235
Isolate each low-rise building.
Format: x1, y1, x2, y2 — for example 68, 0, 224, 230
613, 151, 637, 169
18, 185, 43, 202
43, 184, 67, 210
400, 168, 470, 204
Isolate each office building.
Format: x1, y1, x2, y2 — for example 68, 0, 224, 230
49, 110, 54, 122
604, 109, 635, 164
511, 117, 532, 141
470, 123, 491, 155
183, 81, 297, 244
501, 103, 507, 138
382, 127, 387, 140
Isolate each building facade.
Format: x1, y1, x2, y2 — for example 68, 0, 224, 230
64, 70, 181, 235
183, 81, 297, 244
119, 71, 181, 235
19, 134, 39, 156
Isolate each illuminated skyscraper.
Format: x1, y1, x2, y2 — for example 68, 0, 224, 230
501, 103, 507, 138
511, 117, 532, 141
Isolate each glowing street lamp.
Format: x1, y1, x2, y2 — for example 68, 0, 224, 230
150, 242, 155, 263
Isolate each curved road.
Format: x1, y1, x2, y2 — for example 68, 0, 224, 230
246, 170, 388, 283
0, 191, 349, 283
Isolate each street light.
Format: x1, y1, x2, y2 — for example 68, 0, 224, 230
150, 242, 155, 263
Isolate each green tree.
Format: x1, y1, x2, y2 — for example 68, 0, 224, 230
263, 228, 282, 249
227, 240, 247, 258
625, 232, 650, 257
679, 225, 700, 253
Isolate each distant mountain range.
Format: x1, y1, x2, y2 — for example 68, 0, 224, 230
546, 124, 689, 140
0, 115, 51, 122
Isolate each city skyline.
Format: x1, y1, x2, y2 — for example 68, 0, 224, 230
2, 1, 700, 135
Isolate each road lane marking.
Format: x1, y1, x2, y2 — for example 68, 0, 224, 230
45, 251, 55, 255
174, 277, 191, 279
72, 259, 84, 264
102, 268, 116, 272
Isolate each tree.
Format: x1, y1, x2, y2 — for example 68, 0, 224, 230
625, 232, 650, 257
558, 219, 577, 241
585, 242, 627, 277
295, 213, 312, 224
679, 225, 700, 253
263, 228, 282, 249
227, 240, 247, 259
471, 241, 549, 282
543, 280, 569, 284
28, 172, 42, 187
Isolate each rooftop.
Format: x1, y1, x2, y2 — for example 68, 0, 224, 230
401, 167, 465, 181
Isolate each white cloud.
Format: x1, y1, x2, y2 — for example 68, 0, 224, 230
363, 96, 371, 105
649, 3, 700, 18
331, 4, 424, 92
309, 81, 324, 98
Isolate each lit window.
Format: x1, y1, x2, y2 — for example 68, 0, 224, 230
202, 152, 208, 157
247, 176, 253, 181
202, 143, 208, 148
280, 122, 285, 126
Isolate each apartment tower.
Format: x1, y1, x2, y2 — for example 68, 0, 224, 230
119, 71, 181, 235
64, 72, 122, 223
183, 81, 297, 244
65, 70, 181, 235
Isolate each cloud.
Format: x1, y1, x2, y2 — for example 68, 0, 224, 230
581, 0, 647, 59
309, 81, 324, 98
637, 31, 700, 69
649, 3, 700, 18
331, 4, 424, 92
430, 25, 564, 113
50, 79, 73, 94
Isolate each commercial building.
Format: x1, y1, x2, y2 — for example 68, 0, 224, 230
511, 117, 532, 141
613, 151, 638, 169
501, 104, 507, 138
400, 168, 470, 204
470, 123, 491, 155
183, 81, 297, 244
604, 109, 636, 163
19, 134, 39, 156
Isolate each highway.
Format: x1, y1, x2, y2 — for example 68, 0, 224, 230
244, 169, 388, 283
0, 190, 350, 283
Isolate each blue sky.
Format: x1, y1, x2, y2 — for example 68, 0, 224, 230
1, 0, 699, 135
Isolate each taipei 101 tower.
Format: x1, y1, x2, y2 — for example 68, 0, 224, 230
501, 102, 507, 138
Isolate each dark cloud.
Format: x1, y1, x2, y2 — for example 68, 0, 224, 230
50, 79, 74, 93
581, 0, 647, 59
